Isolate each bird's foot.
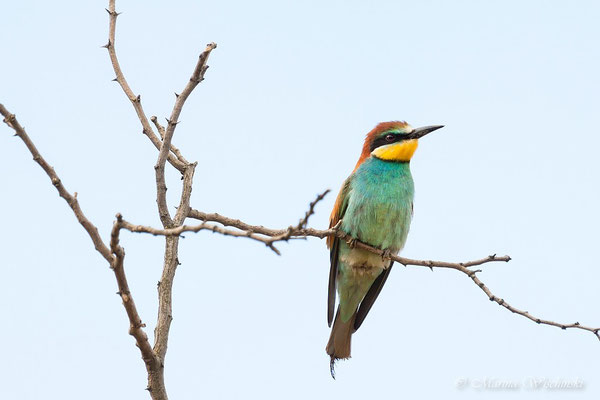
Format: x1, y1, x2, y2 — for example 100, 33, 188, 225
346, 238, 357, 249
381, 249, 392, 261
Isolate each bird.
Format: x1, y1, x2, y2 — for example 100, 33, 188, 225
326, 121, 443, 378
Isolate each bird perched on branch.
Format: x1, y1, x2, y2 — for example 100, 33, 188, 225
326, 121, 443, 377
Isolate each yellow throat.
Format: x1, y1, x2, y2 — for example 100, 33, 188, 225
371, 139, 418, 162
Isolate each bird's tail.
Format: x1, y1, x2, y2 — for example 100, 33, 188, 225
326, 307, 357, 378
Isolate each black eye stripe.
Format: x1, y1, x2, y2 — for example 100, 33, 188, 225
370, 133, 406, 152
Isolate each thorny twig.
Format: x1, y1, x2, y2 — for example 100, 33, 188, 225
151, 115, 187, 164
0, 104, 113, 262
104, 1, 216, 398
0, 103, 158, 383
110, 216, 159, 370
186, 193, 600, 342
154, 41, 216, 227
104, 0, 186, 173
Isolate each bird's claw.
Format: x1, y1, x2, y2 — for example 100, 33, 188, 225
381, 249, 392, 261
346, 238, 357, 249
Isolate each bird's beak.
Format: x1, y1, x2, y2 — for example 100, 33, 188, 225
408, 125, 444, 139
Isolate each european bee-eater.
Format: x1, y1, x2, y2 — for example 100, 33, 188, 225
326, 121, 443, 376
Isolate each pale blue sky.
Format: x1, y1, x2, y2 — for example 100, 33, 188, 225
1, 1, 599, 399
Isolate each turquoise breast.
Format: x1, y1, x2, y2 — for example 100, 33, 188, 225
341, 157, 414, 252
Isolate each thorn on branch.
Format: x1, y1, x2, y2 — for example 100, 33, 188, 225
105, 8, 121, 17
266, 243, 281, 256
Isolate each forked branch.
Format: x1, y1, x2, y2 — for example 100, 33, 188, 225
154, 42, 216, 227
0, 103, 159, 393
104, 0, 187, 172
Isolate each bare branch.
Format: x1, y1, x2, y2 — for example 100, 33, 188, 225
104, 1, 188, 396
153, 162, 197, 366
1, 103, 170, 397
299, 189, 331, 229
111, 215, 160, 374
105, 1, 186, 173
150, 115, 188, 164
154, 42, 217, 227
187, 199, 600, 342
189, 209, 289, 236
0, 104, 113, 263
153, 234, 179, 373
174, 164, 196, 224
151, 43, 216, 367
116, 217, 307, 255
265, 190, 331, 244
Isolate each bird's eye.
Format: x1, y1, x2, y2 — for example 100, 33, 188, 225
385, 134, 395, 142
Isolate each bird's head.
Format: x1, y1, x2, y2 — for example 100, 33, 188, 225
354, 121, 443, 170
